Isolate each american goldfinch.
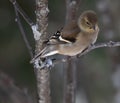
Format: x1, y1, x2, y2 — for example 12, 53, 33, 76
31, 10, 99, 62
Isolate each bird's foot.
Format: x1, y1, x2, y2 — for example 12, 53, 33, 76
33, 58, 53, 70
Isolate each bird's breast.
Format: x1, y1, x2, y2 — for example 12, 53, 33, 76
58, 31, 98, 56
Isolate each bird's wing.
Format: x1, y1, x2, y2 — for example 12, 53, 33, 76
61, 21, 80, 43
44, 21, 80, 45
45, 29, 73, 45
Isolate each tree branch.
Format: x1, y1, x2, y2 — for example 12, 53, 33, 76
9, 0, 34, 26
65, 0, 80, 24
63, 57, 77, 103
77, 41, 120, 57
54, 41, 120, 63
63, 0, 80, 103
9, 0, 34, 58
34, 0, 51, 103
9, 0, 51, 103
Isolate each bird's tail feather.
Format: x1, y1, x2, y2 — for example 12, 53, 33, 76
30, 46, 58, 63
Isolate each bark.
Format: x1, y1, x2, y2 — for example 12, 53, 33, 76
9, 0, 51, 103
35, 0, 51, 103
63, 0, 80, 103
64, 58, 77, 103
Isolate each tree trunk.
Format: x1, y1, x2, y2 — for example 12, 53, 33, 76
35, 0, 51, 103
63, 0, 80, 103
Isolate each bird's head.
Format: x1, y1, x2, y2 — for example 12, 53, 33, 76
78, 10, 98, 33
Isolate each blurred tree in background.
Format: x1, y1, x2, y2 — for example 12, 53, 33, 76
0, 0, 120, 103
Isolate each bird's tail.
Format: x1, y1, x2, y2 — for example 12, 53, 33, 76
30, 45, 58, 63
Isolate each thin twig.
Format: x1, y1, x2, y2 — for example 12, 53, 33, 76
10, 0, 51, 103
55, 41, 120, 63
9, 0, 34, 26
13, 0, 34, 58
41, 41, 120, 67
78, 41, 120, 57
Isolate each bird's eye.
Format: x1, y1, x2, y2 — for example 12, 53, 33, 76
86, 21, 90, 25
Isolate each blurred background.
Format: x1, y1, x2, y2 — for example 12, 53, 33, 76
0, 0, 120, 103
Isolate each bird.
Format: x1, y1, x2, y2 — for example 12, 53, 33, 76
30, 10, 99, 63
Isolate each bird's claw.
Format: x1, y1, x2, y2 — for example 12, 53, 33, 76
33, 58, 53, 70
